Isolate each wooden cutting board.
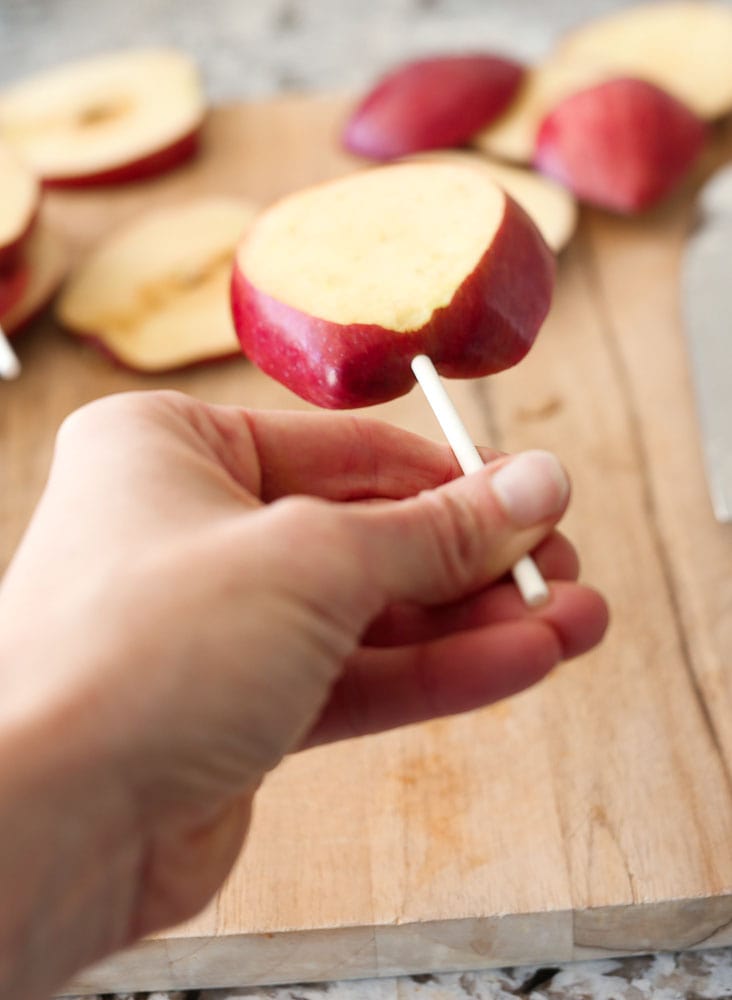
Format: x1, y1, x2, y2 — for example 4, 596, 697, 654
3, 95, 732, 996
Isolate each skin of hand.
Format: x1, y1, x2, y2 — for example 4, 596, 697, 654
0, 390, 607, 1000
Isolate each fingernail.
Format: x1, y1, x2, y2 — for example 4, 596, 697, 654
492, 450, 569, 527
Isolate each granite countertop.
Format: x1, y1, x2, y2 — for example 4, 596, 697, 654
3, 1, 732, 997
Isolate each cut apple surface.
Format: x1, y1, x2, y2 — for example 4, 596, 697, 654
232, 162, 554, 409
1, 226, 67, 335
0, 49, 205, 185
473, 58, 612, 164
556, 1, 732, 120
343, 54, 524, 160
408, 151, 578, 252
534, 77, 707, 214
58, 197, 258, 372
0, 142, 39, 270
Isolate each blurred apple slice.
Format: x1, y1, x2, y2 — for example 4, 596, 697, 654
0, 49, 205, 186
408, 150, 578, 252
343, 54, 524, 160
534, 77, 707, 214
1, 225, 67, 335
232, 162, 554, 409
0, 143, 39, 270
556, 1, 732, 120
473, 58, 612, 164
58, 197, 258, 372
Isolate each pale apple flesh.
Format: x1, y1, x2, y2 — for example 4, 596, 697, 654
0, 143, 40, 270
406, 150, 578, 253
0, 49, 205, 185
555, 1, 732, 120
343, 54, 524, 161
534, 77, 708, 213
58, 197, 258, 372
232, 163, 554, 409
1, 226, 67, 336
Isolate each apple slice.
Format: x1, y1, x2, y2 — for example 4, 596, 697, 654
343, 54, 524, 160
58, 197, 258, 372
0, 49, 205, 186
534, 77, 707, 214
473, 58, 612, 164
0, 142, 39, 271
232, 162, 554, 409
408, 151, 578, 252
1, 225, 67, 337
556, 1, 732, 120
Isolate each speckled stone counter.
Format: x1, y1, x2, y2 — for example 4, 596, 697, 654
3, 1, 732, 998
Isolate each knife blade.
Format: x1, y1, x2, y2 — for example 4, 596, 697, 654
682, 162, 732, 522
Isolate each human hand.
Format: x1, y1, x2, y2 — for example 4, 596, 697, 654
0, 390, 607, 978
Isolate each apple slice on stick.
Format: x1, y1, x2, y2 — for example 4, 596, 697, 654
0, 328, 21, 380
0, 142, 40, 270
58, 197, 258, 372
555, 1, 732, 120
0, 49, 205, 186
232, 162, 555, 605
407, 150, 578, 253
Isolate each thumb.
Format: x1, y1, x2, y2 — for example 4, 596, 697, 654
349, 449, 570, 608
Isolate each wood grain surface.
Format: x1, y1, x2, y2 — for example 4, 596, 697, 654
2, 95, 732, 996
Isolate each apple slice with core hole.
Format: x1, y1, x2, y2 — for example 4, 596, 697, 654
408, 150, 578, 253
58, 197, 258, 372
0, 143, 39, 270
343, 54, 525, 160
232, 161, 554, 409
473, 58, 613, 165
0, 49, 205, 186
534, 77, 708, 214
555, 1, 732, 121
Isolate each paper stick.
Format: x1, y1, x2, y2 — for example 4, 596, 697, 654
0, 325, 21, 380
411, 354, 549, 608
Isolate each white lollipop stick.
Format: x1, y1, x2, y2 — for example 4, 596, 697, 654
411, 354, 549, 608
0, 325, 21, 380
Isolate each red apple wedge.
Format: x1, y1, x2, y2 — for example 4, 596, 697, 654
473, 58, 612, 164
343, 54, 524, 160
534, 77, 707, 214
0, 143, 40, 270
232, 162, 554, 409
0, 49, 205, 186
57, 197, 258, 372
408, 150, 578, 252
556, 1, 732, 120
1, 226, 67, 335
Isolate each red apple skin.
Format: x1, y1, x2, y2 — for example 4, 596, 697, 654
232, 197, 554, 409
343, 54, 524, 161
0, 263, 30, 324
534, 77, 708, 214
41, 127, 202, 188
0, 211, 38, 273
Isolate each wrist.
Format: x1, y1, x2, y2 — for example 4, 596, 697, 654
0, 633, 143, 1000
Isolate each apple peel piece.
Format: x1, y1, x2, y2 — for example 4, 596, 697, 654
556, 1, 732, 121
58, 197, 259, 372
534, 77, 708, 214
408, 150, 578, 252
0, 142, 40, 270
343, 54, 524, 161
232, 161, 554, 409
0, 49, 205, 185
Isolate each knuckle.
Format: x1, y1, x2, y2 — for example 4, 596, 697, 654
418, 487, 487, 592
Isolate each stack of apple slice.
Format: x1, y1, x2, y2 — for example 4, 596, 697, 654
344, 1, 732, 217
0, 49, 206, 186
58, 197, 259, 372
